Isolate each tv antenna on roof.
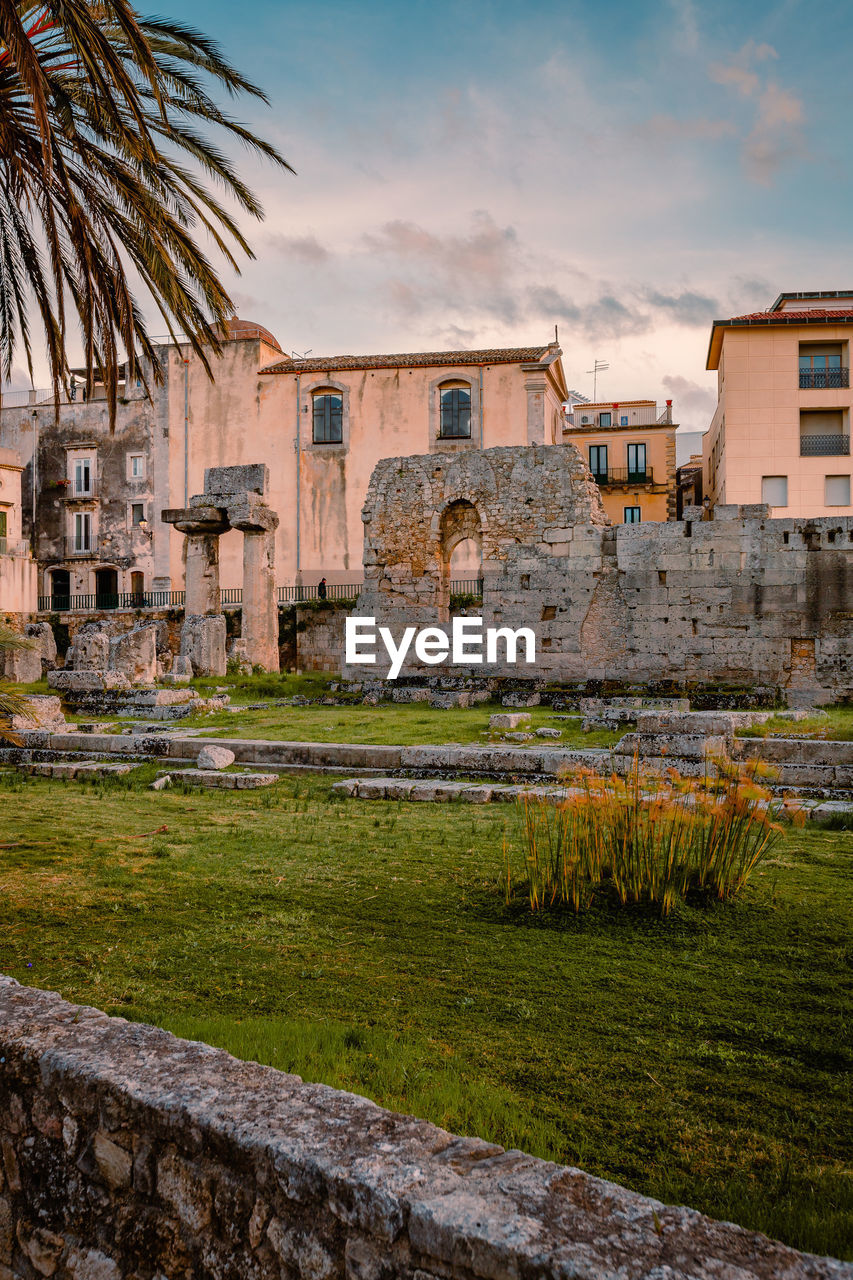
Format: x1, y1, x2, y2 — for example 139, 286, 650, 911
585, 358, 609, 401
291, 348, 312, 361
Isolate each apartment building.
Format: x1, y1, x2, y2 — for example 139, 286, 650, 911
561, 398, 677, 523
705, 290, 853, 516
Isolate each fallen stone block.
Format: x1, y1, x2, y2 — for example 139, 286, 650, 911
535, 727, 562, 738
150, 775, 172, 791
156, 769, 277, 790
489, 713, 532, 730
197, 745, 236, 771
503, 732, 534, 742
8, 695, 65, 733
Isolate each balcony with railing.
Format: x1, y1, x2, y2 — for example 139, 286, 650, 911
591, 467, 656, 487
799, 367, 849, 389
799, 435, 850, 457
60, 477, 99, 501
63, 535, 101, 559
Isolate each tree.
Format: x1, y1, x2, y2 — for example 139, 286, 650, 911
0, 0, 292, 421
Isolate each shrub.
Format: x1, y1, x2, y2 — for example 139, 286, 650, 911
503, 756, 786, 918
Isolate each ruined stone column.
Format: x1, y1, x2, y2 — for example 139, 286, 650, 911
241, 528, 280, 672
161, 505, 230, 676
185, 532, 222, 616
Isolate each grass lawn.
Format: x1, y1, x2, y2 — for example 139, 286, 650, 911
179, 700, 622, 748
737, 705, 853, 741
0, 769, 850, 1258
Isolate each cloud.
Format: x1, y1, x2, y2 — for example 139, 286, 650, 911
268, 233, 332, 263
363, 213, 517, 284
662, 374, 717, 431
640, 114, 736, 142
643, 289, 721, 326
708, 41, 804, 182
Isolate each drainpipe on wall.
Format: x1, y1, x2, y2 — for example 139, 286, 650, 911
295, 374, 301, 584
478, 366, 484, 448
183, 356, 189, 506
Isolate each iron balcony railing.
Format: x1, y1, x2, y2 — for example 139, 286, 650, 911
60, 478, 99, 500
63, 536, 100, 559
37, 578, 486, 613
799, 434, 850, 457
799, 368, 849, 389
591, 467, 655, 486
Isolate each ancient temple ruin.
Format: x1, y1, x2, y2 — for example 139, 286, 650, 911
348, 444, 853, 703
163, 464, 279, 674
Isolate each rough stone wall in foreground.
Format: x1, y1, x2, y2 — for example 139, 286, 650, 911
0, 977, 849, 1280
349, 448, 853, 701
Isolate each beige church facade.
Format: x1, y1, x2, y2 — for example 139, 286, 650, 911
0, 322, 568, 604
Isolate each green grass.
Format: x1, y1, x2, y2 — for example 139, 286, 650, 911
737, 705, 853, 740
178, 700, 622, 747
0, 769, 850, 1257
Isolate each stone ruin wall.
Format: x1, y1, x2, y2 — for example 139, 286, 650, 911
345, 446, 853, 702
0, 976, 846, 1280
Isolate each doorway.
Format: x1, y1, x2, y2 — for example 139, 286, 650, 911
95, 567, 119, 610
50, 568, 71, 610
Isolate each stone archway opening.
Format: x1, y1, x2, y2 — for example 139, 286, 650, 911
438, 499, 482, 621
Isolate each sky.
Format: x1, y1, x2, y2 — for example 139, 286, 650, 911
17, 0, 853, 432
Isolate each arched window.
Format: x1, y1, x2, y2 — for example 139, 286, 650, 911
312, 391, 343, 443
439, 384, 471, 439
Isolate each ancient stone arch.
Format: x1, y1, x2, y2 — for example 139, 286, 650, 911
436, 499, 483, 620
356, 444, 607, 636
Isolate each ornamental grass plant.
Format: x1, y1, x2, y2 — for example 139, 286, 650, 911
504, 755, 788, 917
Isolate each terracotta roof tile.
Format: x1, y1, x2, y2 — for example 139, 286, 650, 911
260, 346, 550, 374
728, 309, 853, 322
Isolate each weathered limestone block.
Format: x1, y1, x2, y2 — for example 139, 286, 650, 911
108, 623, 157, 685
180, 614, 226, 677
197, 745, 236, 771
8, 694, 65, 733
71, 624, 110, 671
48, 670, 130, 693
25, 621, 57, 671
489, 713, 532, 730
226, 638, 252, 675
0, 630, 41, 683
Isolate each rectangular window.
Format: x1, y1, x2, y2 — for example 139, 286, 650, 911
624, 506, 642, 523
598, 411, 612, 428
0, 511, 6, 548
74, 511, 92, 551
627, 443, 647, 481
439, 387, 472, 439
312, 394, 343, 443
588, 444, 608, 482
128, 454, 145, 479
799, 343, 847, 389
825, 474, 851, 506
73, 458, 91, 495
131, 503, 145, 525
761, 475, 788, 508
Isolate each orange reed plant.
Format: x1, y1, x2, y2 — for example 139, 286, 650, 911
503, 754, 786, 918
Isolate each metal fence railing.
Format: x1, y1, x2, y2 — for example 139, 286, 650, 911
37, 578, 486, 613
799, 368, 849, 390
799, 434, 850, 456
